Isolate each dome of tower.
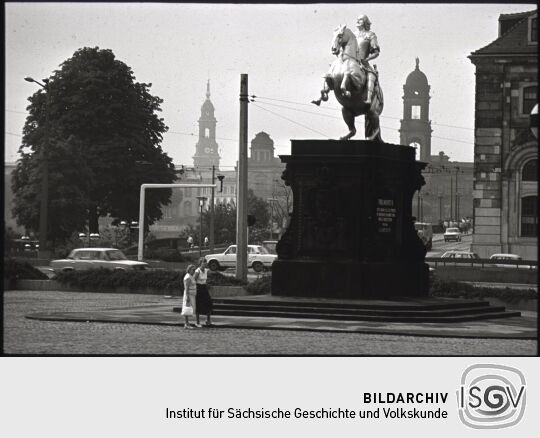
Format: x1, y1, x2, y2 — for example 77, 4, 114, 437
201, 99, 214, 113
405, 58, 429, 92
251, 132, 274, 149
200, 80, 215, 116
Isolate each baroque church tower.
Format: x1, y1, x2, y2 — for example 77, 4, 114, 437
193, 80, 220, 169
399, 58, 433, 162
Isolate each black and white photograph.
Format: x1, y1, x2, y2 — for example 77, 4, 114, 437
3, 2, 538, 358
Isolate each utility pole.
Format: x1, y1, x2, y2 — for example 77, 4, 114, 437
455, 166, 460, 222
236, 74, 249, 282
450, 175, 454, 222
210, 165, 215, 252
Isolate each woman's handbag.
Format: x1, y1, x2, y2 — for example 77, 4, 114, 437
181, 305, 194, 316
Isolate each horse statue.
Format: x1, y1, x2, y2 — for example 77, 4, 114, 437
312, 25, 384, 141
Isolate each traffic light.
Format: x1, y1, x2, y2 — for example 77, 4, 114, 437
247, 214, 256, 227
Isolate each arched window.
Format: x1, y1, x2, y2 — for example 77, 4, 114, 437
521, 196, 537, 237
184, 201, 192, 217
522, 159, 537, 181
205, 128, 210, 138
410, 142, 421, 160
522, 85, 537, 114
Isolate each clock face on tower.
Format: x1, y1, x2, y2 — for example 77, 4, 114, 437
204, 147, 213, 154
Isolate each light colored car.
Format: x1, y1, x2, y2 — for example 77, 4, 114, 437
441, 250, 479, 259
489, 253, 528, 268
205, 244, 277, 273
443, 227, 462, 242
50, 248, 148, 273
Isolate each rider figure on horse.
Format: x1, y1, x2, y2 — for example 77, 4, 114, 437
355, 14, 379, 104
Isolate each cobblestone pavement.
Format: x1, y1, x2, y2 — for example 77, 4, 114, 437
3, 291, 537, 355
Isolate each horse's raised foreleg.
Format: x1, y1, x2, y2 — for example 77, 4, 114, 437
312, 75, 332, 106
340, 107, 356, 140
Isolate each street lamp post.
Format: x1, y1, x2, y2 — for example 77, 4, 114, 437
196, 196, 207, 258
210, 165, 216, 252
24, 76, 50, 258
119, 220, 138, 246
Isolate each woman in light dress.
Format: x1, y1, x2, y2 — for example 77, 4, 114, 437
182, 264, 198, 329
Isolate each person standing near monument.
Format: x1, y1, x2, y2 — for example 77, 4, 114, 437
355, 14, 380, 104
181, 264, 197, 329
194, 257, 213, 327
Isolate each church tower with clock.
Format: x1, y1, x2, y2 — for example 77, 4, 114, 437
193, 80, 220, 170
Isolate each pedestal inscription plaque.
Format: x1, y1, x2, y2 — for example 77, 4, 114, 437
272, 140, 429, 299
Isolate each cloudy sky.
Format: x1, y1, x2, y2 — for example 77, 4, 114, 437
5, 2, 536, 169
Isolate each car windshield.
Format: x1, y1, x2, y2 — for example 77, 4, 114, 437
105, 250, 127, 261
446, 228, 459, 233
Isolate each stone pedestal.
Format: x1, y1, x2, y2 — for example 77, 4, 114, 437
272, 140, 429, 299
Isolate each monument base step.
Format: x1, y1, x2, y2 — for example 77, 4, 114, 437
173, 295, 521, 323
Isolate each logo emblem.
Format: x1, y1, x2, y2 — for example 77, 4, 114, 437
457, 364, 526, 429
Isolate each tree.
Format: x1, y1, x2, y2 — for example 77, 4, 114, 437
12, 47, 176, 246
246, 189, 271, 243
197, 189, 271, 244
270, 179, 293, 236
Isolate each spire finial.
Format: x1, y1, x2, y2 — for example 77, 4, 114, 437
415, 57, 420, 70
206, 79, 210, 99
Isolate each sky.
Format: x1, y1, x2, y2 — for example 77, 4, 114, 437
5, 2, 536, 169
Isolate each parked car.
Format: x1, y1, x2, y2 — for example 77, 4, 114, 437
205, 244, 277, 273
414, 222, 433, 250
441, 250, 479, 259
489, 253, 527, 268
443, 227, 462, 242
50, 248, 148, 273
261, 240, 278, 255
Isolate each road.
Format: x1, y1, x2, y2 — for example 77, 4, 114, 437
427, 233, 473, 257
3, 290, 536, 355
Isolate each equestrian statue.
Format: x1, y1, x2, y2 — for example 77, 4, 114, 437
312, 15, 384, 142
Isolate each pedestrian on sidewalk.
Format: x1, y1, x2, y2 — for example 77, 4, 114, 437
194, 257, 213, 327
181, 264, 197, 329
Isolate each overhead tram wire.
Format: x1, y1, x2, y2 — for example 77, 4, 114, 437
250, 102, 331, 138
252, 94, 475, 131
253, 100, 473, 146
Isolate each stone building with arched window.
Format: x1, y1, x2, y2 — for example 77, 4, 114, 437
469, 9, 537, 259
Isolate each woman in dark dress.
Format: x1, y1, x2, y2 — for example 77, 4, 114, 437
194, 257, 213, 327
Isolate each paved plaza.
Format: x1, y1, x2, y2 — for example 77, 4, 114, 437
3, 290, 537, 355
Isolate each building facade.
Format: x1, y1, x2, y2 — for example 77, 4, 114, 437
469, 9, 538, 259
247, 131, 285, 202
400, 59, 474, 224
